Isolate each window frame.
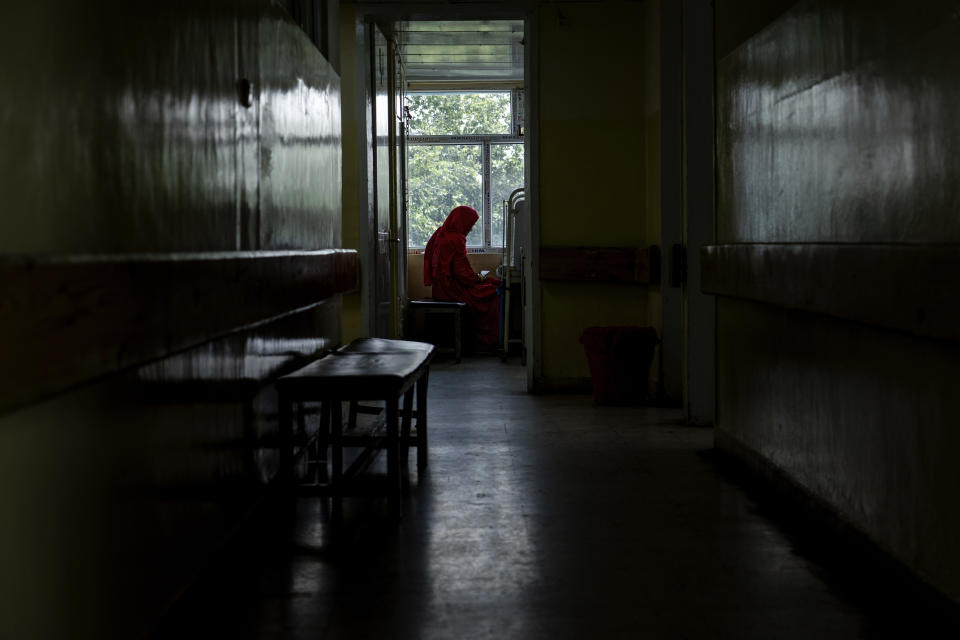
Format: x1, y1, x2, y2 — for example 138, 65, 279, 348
405, 89, 524, 250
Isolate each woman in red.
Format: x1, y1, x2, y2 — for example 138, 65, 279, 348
423, 205, 501, 350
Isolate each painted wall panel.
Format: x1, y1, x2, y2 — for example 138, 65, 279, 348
257, 6, 343, 250
0, 1, 239, 252
718, 300, 960, 598
715, 0, 960, 602
0, 1, 342, 254
718, 0, 960, 244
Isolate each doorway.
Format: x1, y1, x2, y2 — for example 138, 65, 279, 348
341, 8, 536, 386
397, 20, 527, 363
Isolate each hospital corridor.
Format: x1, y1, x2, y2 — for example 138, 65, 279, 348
2, 1, 960, 638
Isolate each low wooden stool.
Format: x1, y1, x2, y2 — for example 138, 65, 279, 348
407, 299, 467, 363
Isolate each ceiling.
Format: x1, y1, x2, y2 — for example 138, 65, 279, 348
398, 20, 524, 84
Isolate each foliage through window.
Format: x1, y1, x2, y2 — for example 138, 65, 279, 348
406, 91, 524, 248
408, 92, 512, 136
407, 144, 483, 247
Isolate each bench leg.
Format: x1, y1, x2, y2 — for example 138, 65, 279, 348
454, 310, 462, 363
348, 399, 358, 429
386, 398, 402, 520
296, 404, 309, 480
317, 401, 330, 483
400, 388, 414, 468
416, 369, 429, 473
277, 390, 294, 487
331, 400, 344, 522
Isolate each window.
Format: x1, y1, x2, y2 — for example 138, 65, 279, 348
407, 143, 483, 247
406, 90, 524, 248
490, 142, 524, 247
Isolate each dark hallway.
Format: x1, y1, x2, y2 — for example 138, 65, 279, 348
6, 1, 960, 637
155, 357, 957, 639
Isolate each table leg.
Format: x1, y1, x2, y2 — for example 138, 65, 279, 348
348, 399, 358, 429
401, 388, 414, 468
331, 400, 343, 522
277, 389, 293, 487
318, 401, 330, 483
454, 310, 462, 363
386, 398, 401, 520
416, 369, 429, 473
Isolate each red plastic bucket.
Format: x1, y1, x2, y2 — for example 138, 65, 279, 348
580, 326, 658, 405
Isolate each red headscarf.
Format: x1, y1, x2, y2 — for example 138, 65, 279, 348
423, 206, 478, 286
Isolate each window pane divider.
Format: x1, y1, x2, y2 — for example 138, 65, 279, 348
482, 142, 492, 248
408, 135, 522, 144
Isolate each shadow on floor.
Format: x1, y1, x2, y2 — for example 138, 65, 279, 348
155, 356, 960, 639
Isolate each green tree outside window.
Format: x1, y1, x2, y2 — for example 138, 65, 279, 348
407, 92, 524, 248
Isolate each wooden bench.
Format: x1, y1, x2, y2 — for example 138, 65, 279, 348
275, 338, 435, 520
407, 299, 467, 363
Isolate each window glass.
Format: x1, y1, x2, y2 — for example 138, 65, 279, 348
489, 143, 525, 248
407, 92, 512, 136
407, 144, 483, 247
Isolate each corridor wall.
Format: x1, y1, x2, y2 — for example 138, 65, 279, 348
0, 1, 346, 637
713, 0, 960, 603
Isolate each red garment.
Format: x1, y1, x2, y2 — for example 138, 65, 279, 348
424, 206, 501, 348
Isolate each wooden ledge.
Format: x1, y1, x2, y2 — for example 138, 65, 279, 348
701, 243, 960, 342
539, 245, 660, 285
0, 249, 358, 415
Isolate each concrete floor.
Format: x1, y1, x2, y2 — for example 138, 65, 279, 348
157, 356, 959, 639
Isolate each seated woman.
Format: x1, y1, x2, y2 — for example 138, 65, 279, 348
423, 205, 501, 350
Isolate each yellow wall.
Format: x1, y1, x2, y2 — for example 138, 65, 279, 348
407, 252, 503, 300
538, 1, 653, 382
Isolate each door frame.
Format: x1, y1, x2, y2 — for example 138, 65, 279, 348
661, 0, 717, 424
351, 5, 536, 375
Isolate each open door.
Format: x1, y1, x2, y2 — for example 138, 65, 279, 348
370, 24, 406, 339
660, 0, 716, 424
682, 0, 716, 425
371, 24, 393, 337
389, 38, 407, 336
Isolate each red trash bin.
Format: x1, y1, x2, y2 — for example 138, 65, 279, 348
580, 326, 659, 405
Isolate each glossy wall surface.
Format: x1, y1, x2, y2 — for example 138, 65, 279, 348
715, 0, 960, 601
0, 0, 341, 253
0, 1, 344, 637
717, 0, 960, 245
